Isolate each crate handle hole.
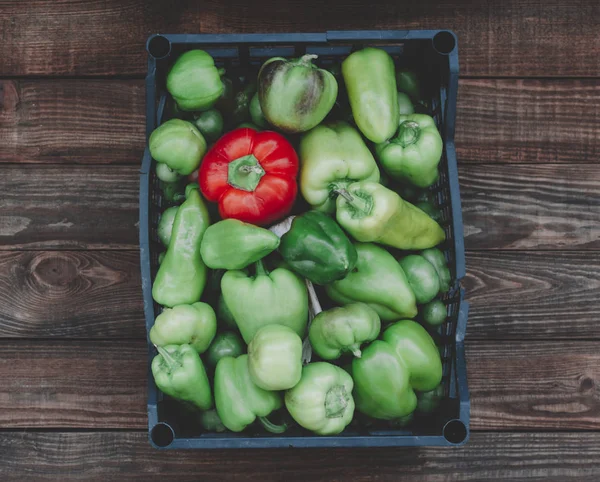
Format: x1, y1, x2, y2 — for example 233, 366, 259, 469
150, 422, 175, 448
147, 35, 172, 60
433, 31, 456, 55
443, 419, 468, 444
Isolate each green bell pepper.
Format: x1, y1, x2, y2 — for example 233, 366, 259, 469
150, 119, 207, 176
399, 254, 440, 304
156, 162, 182, 183
248, 325, 303, 391
166, 50, 224, 112
160, 179, 186, 203
205, 331, 245, 369
279, 210, 357, 285
200, 409, 227, 433
152, 189, 210, 307
375, 114, 443, 188
415, 199, 443, 223
396, 69, 421, 102
416, 383, 444, 413
421, 248, 452, 294
221, 260, 308, 343
352, 320, 442, 420
249, 93, 269, 129
214, 355, 284, 433
342, 47, 399, 143
325, 242, 417, 321
299, 121, 380, 213
397, 92, 415, 115
420, 299, 447, 327
151, 344, 213, 410
308, 302, 381, 360
217, 294, 238, 330
149, 302, 217, 354
201, 219, 280, 270
285, 362, 355, 435
335, 181, 446, 250
193, 108, 224, 143
157, 206, 178, 247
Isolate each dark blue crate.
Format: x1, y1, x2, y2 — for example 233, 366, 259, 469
139, 30, 469, 449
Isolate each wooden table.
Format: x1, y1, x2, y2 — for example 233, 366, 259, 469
1, 1, 599, 480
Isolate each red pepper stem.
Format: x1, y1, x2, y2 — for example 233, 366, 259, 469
336, 189, 371, 215
254, 259, 269, 277
258, 416, 288, 434
227, 154, 265, 192
155, 345, 182, 371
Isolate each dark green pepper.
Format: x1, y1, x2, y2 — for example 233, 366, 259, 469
200, 409, 227, 432
396, 69, 421, 102
205, 331, 245, 369
249, 93, 269, 129
279, 211, 357, 285
193, 109, 224, 143
420, 299, 447, 327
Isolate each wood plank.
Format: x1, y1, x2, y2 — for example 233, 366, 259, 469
2, 79, 599, 166
460, 164, 600, 250
0, 1, 599, 77
464, 251, 600, 339
0, 341, 147, 429
0, 251, 144, 338
0, 165, 139, 249
0, 80, 145, 164
456, 79, 600, 164
1, 431, 599, 481
1, 340, 598, 430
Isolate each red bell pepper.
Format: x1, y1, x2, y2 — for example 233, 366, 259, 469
199, 128, 298, 226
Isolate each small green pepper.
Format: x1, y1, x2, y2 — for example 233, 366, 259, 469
249, 93, 269, 129
335, 181, 446, 250
160, 180, 186, 203
151, 344, 213, 410
248, 325, 303, 391
217, 294, 238, 330
399, 255, 440, 304
200, 409, 227, 432
397, 92, 415, 115
149, 119, 207, 176
279, 211, 357, 285
309, 303, 381, 360
214, 355, 284, 433
193, 109, 224, 143
205, 331, 245, 369
149, 302, 217, 354
166, 50, 224, 112
420, 299, 447, 327
285, 362, 355, 435
157, 206, 178, 247
156, 162, 182, 183
201, 219, 280, 270
421, 248, 452, 294
396, 69, 421, 102
375, 114, 443, 188
152, 189, 210, 307
416, 383, 444, 413
325, 242, 417, 321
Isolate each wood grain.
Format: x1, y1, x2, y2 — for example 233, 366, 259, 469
460, 164, 600, 250
1, 340, 597, 430
2, 79, 599, 166
0, 251, 144, 338
0, 341, 147, 429
0, 165, 139, 249
464, 251, 600, 339
0, 1, 599, 77
0, 80, 145, 164
457, 79, 600, 164
0, 431, 599, 481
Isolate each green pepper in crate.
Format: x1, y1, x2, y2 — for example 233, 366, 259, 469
285, 362, 355, 435
156, 162, 182, 183
278, 210, 357, 285
399, 255, 440, 305
150, 302, 217, 354
157, 206, 179, 247
308, 303, 381, 360
335, 181, 446, 250
151, 344, 213, 410
420, 299, 447, 328
351, 320, 442, 420
201, 219, 280, 270
396, 69, 421, 102
193, 109, 224, 143
299, 121, 380, 213
342, 47, 399, 143
166, 50, 224, 112
217, 294, 238, 330
375, 114, 443, 188
150, 119, 207, 176
205, 331, 245, 369
249, 93, 269, 129
421, 248, 452, 294
152, 189, 210, 307
325, 242, 417, 321
214, 355, 285, 433
397, 92, 415, 115
200, 409, 227, 433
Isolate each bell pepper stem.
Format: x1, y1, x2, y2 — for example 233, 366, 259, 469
325, 385, 349, 418
297, 54, 318, 67
254, 259, 269, 277
349, 344, 362, 358
336, 189, 372, 216
258, 416, 288, 434
155, 345, 182, 371
393, 120, 421, 148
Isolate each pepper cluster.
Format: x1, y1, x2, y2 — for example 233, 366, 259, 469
147, 46, 451, 436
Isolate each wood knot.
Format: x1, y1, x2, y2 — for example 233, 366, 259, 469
31, 254, 78, 288
579, 377, 595, 392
